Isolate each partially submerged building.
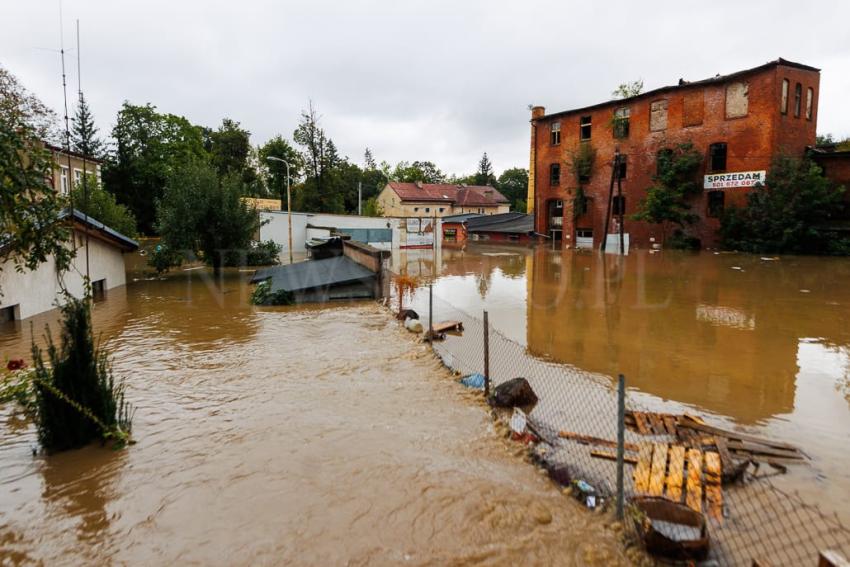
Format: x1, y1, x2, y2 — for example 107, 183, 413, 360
377, 182, 510, 218
0, 210, 138, 322
467, 213, 537, 243
527, 58, 824, 249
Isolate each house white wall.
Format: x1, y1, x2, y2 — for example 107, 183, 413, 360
258, 212, 311, 255
259, 211, 404, 250
0, 231, 129, 321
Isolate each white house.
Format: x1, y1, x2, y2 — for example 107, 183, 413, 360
0, 210, 138, 322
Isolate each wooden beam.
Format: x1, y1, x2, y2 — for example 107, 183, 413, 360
558, 430, 639, 451
666, 445, 686, 502
677, 420, 799, 451
648, 443, 668, 496
685, 448, 702, 512
633, 443, 653, 493
634, 412, 651, 435
591, 450, 638, 464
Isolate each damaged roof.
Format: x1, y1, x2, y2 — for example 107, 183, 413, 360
467, 212, 535, 234
537, 58, 821, 121
251, 256, 376, 294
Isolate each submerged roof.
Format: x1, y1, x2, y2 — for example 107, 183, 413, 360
442, 213, 486, 223
387, 182, 508, 205
467, 212, 534, 234
251, 256, 375, 293
538, 58, 820, 121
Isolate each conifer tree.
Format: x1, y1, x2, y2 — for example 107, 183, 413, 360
71, 92, 103, 158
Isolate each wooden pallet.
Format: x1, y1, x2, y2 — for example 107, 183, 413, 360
625, 411, 705, 436
633, 442, 723, 521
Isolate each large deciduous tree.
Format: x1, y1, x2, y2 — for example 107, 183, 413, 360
102, 102, 207, 235
497, 167, 529, 212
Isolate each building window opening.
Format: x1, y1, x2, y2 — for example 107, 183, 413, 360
425, 207, 430, 213
707, 191, 725, 218
550, 163, 561, 185
709, 143, 727, 172
92, 278, 106, 301
550, 122, 561, 145
444, 228, 457, 242
612, 195, 626, 216
806, 87, 814, 120
615, 155, 627, 179
60, 166, 69, 194
0, 304, 18, 324
580, 115, 592, 140
439, 207, 444, 213
781, 79, 789, 114
613, 107, 630, 138
794, 83, 802, 118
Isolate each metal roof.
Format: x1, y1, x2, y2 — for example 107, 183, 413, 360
467, 213, 534, 234
61, 209, 139, 251
251, 256, 376, 293
442, 213, 485, 223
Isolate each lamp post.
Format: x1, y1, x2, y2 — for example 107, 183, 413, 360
266, 156, 293, 264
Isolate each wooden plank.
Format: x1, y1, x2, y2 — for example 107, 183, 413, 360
633, 444, 653, 493
558, 430, 639, 451
648, 443, 669, 496
649, 413, 666, 435
685, 448, 703, 512
819, 550, 850, 567
725, 440, 805, 460
432, 320, 463, 333
678, 420, 799, 451
634, 412, 651, 435
704, 451, 723, 520
663, 415, 678, 435
665, 445, 686, 502
682, 413, 706, 425
590, 450, 638, 465
715, 436, 734, 470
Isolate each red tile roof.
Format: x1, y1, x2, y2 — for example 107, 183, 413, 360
387, 182, 508, 206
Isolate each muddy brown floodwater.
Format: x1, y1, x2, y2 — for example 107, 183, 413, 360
0, 270, 630, 566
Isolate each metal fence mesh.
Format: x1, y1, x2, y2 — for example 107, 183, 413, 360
396, 283, 850, 566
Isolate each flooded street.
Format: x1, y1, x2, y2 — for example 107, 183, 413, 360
399, 244, 850, 517
0, 270, 628, 565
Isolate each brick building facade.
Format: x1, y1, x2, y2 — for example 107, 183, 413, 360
527, 58, 821, 249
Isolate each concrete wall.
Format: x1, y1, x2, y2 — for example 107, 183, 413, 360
258, 212, 312, 255
0, 231, 129, 321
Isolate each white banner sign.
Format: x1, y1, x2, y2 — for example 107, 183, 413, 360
704, 170, 766, 190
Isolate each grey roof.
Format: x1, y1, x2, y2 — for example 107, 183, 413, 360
442, 213, 486, 223
61, 209, 139, 250
251, 255, 376, 293
467, 212, 534, 234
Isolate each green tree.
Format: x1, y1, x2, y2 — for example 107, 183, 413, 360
207, 118, 253, 182
0, 65, 73, 292
474, 152, 496, 186
102, 102, 208, 235
632, 142, 702, 244
392, 160, 445, 183
612, 79, 644, 99
720, 156, 848, 255
71, 174, 137, 238
71, 92, 103, 158
258, 135, 302, 201
361, 196, 383, 217
364, 147, 377, 170
293, 102, 346, 213
155, 160, 261, 271
497, 167, 529, 212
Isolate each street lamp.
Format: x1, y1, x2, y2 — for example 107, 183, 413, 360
266, 156, 293, 264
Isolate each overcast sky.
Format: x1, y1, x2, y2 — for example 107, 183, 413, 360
4, 0, 850, 175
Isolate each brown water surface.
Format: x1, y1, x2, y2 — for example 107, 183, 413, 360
0, 269, 627, 566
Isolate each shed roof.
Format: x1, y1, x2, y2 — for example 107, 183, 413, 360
251, 256, 375, 293
467, 212, 534, 234
442, 213, 486, 223
63, 209, 138, 251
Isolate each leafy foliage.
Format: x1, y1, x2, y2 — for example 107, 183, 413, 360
155, 160, 261, 271
572, 186, 589, 220
612, 79, 644, 99
474, 152, 496, 186
567, 142, 596, 184
392, 160, 445, 184
71, 174, 138, 238
497, 167, 528, 212
221, 240, 281, 267
250, 280, 294, 305
0, 65, 73, 293
632, 142, 702, 242
31, 294, 132, 451
720, 156, 848, 254
258, 135, 302, 200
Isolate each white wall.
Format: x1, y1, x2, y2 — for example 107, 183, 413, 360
258, 212, 311, 255
0, 231, 129, 321
259, 211, 403, 250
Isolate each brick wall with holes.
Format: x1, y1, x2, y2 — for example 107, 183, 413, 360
530, 61, 820, 249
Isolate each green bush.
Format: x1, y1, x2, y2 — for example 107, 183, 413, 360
250, 280, 293, 305
31, 295, 132, 451
221, 240, 282, 267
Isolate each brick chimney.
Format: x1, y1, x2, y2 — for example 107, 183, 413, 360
531, 105, 545, 119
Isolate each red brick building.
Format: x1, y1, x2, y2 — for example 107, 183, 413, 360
528, 58, 821, 249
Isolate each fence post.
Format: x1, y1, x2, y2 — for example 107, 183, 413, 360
616, 373, 626, 520
483, 310, 490, 397
428, 284, 434, 338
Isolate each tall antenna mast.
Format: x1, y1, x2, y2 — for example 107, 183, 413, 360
59, 0, 74, 217
76, 18, 91, 282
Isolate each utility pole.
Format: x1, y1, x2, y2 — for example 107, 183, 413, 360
617, 154, 625, 255
600, 150, 619, 253
266, 156, 293, 264
358, 181, 362, 216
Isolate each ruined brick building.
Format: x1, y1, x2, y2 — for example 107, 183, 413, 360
527, 58, 830, 249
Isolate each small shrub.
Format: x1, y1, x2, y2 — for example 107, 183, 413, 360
31, 295, 133, 451
221, 240, 282, 267
250, 280, 294, 305
148, 244, 183, 273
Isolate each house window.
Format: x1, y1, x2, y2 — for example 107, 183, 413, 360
613, 107, 630, 138
0, 304, 18, 324
709, 143, 727, 172
576, 228, 593, 239
439, 207, 444, 213
92, 278, 106, 300
612, 195, 626, 216
413, 207, 419, 212
74, 169, 83, 187
425, 207, 430, 213
508, 234, 520, 242
781, 79, 789, 114
794, 83, 802, 117
550, 163, 561, 185
444, 228, 457, 242
60, 166, 69, 194
615, 155, 627, 179
650, 99, 668, 131
707, 191, 725, 218
580, 115, 592, 140
806, 87, 814, 120
656, 148, 673, 175
550, 122, 561, 145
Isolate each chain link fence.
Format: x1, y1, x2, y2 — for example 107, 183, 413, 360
394, 282, 850, 566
